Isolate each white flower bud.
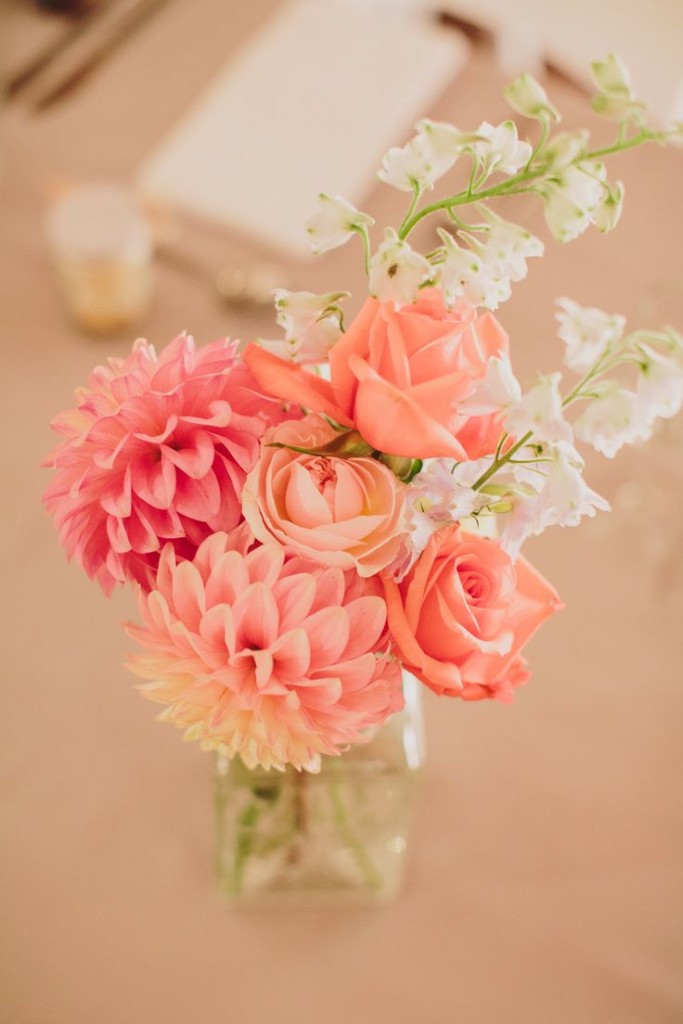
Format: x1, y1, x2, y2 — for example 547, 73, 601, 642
590, 54, 634, 98
368, 228, 433, 306
504, 73, 561, 122
305, 194, 374, 254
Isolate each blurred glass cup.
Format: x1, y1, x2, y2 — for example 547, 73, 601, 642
46, 182, 153, 335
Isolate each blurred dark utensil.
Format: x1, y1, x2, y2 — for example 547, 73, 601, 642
32, 0, 173, 113
6, 0, 115, 98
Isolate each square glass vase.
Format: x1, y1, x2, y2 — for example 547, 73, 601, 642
214, 673, 425, 907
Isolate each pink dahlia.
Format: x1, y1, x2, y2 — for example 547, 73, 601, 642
43, 334, 292, 594
126, 528, 404, 771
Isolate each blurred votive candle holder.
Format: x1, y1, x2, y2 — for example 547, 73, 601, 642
46, 182, 153, 335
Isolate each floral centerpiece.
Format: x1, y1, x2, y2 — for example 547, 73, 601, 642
43, 58, 683, 904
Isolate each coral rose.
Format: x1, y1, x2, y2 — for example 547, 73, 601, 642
43, 334, 291, 594
382, 524, 562, 701
126, 528, 404, 771
242, 415, 406, 576
244, 289, 508, 460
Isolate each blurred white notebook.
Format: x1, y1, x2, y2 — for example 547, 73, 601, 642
138, 0, 469, 255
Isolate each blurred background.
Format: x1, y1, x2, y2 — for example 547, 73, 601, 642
1, 1, 682, 1022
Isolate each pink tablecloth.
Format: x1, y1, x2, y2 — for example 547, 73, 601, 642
1, 3, 682, 1022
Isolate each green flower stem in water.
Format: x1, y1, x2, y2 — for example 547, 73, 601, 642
326, 759, 382, 892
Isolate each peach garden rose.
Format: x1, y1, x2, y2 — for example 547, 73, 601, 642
382, 524, 562, 702
242, 415, 405, 576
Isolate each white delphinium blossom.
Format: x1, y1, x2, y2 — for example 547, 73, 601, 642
257, 289, 349, 364
490, 442, 610, 556
305, 194, 374, 254
530, 441, 611, 529
539, 162, 608, 242
574, 380, 652, 457
437, 229, 511, 310
504, 72, 561, 122
368, 228, 433, 305
504, 373, 573, 444
459, 353, 522, 415
481, 211, 544, 282
594, 180, 625, 232
555, 298, 625, 373
473, 121, 533, 176
635, 344, 683, 421
402, 458, 493, 562
543, 131, 589, 171
378, 120, 474, 192
590, 54, 647, 124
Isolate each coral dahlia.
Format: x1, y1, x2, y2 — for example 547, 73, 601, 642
43, 334, 289, 594
126, 529, 404, 771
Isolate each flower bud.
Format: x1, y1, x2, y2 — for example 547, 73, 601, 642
504, 73, 560, 122
590, 54, 633, 98
305, 194, 374, 254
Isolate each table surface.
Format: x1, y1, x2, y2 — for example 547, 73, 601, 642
1, 3, 683, 1023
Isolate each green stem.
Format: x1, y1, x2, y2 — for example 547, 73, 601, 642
398, 184, 424, 237
327, 761, 382, 892
472, 431, 534, 490
356, 225, 372, 277
398, 129, 657, 240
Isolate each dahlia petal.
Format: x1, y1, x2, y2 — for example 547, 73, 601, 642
106, 515, 132, 554
232, 581, 280, 650
180, 400, 233, 429
270, 628, 311, 678
170, 560, 206, 629
126, 506, 163, 554
133, 414, 179, 444
205, 550, 250, 606
341, 596, 387, 659
294, 678, 344, 706
303, 606, 349, 667
309, 567, 346, 612
243, 544, 286, 587
162, 432, 215, 479
100, 465, 132, 516
272, 574, 317, 632
129, 454, 177, 510
316, 653, 376, 692
173, 470, 221, 520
